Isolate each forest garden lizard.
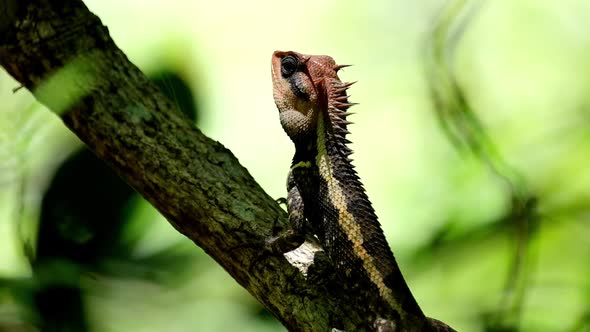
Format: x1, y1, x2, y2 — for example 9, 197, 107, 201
267, 51, 455, 332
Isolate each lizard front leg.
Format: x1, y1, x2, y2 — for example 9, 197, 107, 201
266, 169, 307, 254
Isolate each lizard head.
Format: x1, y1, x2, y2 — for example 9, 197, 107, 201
271, 51, 343, 143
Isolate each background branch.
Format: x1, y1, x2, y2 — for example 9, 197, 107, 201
423, 1, 538, 330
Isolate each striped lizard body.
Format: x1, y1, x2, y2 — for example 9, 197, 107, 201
269, 51, 430, 331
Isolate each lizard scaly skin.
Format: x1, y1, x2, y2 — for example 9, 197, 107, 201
268, 51, 435, 331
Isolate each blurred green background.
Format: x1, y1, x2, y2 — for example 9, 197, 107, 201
1, 0, 589, 331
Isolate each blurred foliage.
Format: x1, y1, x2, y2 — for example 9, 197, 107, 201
424, 1, 538, 330
1, 0, 589, 331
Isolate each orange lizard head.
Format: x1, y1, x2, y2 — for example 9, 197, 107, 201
271, 51, 349, 143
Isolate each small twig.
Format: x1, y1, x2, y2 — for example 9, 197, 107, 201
12, 84, 24, 93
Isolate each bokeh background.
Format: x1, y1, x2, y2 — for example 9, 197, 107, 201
1, 0, 589, 331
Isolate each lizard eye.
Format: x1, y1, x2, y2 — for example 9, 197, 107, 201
281, 55, 299, 78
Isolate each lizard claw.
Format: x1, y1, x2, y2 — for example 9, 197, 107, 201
276, 197, 288, 207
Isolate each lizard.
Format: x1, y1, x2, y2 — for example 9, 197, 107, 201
268, 50, 454, 332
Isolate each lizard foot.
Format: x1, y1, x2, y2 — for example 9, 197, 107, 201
265, 228, 304, 254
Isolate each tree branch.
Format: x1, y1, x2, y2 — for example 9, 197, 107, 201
0, 1, 453, 331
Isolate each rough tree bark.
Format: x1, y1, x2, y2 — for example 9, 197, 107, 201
0, 1, 453, 331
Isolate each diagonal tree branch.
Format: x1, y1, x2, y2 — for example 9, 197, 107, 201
0, 1, 454, 331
